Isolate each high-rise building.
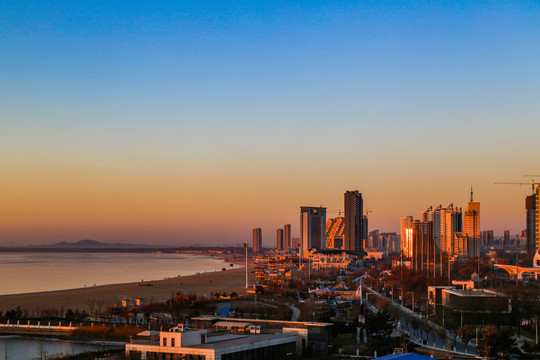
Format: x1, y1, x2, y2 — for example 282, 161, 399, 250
537, 186, 540, 251
276, 229, 284, 250
385, 232, 399, 254
300, 206, 327, 256
464, 189, 480, 257
400, 216, 414, 257
283, 224, 292, 250
362, 215, 368, 249
432, 206, 446, 255
445, 205, 462, 255
411, 220, 435, 273
326, 217, 344, 249
503, 230, 510, 249
344, 191, 363, 252
252, 228, 262, 254
481, 230, 494, 246
369, 230, 379, 249
526, 194, 536, 254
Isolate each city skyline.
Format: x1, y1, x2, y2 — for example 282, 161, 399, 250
2, 1, 540, 245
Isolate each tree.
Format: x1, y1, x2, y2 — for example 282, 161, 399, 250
457, 325, 474, 352
87, 299, 96, 317
478, 326, 518, 360
365, 309, 394, 338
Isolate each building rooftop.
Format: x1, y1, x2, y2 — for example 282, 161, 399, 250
443, 289, 503, 297
192, 316, 333, 327
189, 333, 296, 350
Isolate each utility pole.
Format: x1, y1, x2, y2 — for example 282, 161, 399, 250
401, 251, 404, 306
244, 242, 248, 289
516, 253, 519, 286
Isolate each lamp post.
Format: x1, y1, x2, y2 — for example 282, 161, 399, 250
244, 242, 248, 289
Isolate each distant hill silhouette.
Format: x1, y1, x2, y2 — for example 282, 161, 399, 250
44, 239, 149, 248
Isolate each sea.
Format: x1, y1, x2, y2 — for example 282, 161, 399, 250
0, 252, 237, 359
0, 335, 119, 360
0, 252, 238, 295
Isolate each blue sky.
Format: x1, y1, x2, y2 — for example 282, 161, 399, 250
1, 1, 540, 244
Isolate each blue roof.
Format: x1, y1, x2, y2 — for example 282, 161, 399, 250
372, 353, 434, 360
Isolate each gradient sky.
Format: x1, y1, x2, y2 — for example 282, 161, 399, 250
1, 1, 540, 246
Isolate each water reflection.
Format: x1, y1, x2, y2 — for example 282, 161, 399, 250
0, 335, 118, 360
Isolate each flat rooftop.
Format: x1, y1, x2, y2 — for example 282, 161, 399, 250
191, 333, 297, 350
192, 316, 332, 327
443, 289, 503, 297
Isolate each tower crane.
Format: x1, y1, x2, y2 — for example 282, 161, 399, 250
495, 175, 540, 194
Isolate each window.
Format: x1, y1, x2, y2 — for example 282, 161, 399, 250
171, 338, 175, 347
162, 337, 167, 347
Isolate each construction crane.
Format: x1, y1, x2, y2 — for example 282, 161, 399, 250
495, 175, 540, 194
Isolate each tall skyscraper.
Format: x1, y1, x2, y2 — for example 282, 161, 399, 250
283, 224, 292, 250
344, 190, 363, 252
276, 228, 284, 250
400, 216, 414, 257
526, 195, 536, 254
300, 206, 327, 256
537, 186, 540, 251
464, 189, 480, 257
252, 228, 262, 254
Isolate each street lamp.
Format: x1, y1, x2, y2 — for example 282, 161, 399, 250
243, 242, 248, 289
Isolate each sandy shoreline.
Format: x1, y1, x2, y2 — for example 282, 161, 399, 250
0, 267, 253, 313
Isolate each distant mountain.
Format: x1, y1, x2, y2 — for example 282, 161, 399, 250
43, 239, 150, 248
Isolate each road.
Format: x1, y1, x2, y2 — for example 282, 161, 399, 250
364, 286, 478, 357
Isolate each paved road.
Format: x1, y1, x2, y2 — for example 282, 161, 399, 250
365, 286, 478, 357
289, 305, 301, 321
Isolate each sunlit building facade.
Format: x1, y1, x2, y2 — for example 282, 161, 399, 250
253, 228, 262, 254
283, 224, 292, 250
464, 193, 480, 257
326, 217, 344, 249
276, 228, 284, 250
400, 216, 414, 257
526, 195, 536, 254
445, 206, 462, 255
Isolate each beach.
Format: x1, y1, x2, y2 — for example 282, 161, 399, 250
0, 267, 252, 313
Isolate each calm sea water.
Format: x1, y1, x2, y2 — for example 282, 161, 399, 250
0, 335, 118, 360
0, 252, 237, 295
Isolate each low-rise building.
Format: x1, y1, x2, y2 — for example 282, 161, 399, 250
126, 324, 298, 360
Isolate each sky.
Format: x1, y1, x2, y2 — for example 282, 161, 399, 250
1, 1, 540, 246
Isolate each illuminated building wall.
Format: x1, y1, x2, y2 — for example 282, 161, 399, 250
326, 217, 344, 249
464, 197, 480, 256
445, 206, 462, 255
276, 228, 284, 250
526, 195, 536, 254
283, 224, 292, 250
400, 216, 414, 257
252, 228, 262, 254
